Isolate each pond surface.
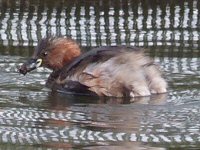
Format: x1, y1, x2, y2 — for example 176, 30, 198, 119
0, 0, 200, 149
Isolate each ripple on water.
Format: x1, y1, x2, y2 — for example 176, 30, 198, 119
0, 103, 200, 148
0, 54, 199, 149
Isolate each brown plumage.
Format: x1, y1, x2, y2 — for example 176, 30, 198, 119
19, 36, 167, 97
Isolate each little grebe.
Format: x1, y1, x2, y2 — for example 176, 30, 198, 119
19, 37, 167, 97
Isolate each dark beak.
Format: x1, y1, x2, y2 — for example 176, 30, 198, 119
19, 58, 42, 75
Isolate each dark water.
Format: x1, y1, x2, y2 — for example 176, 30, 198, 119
0, 0, 200, 149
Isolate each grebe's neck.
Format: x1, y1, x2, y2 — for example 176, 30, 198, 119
47, 38, 81, 70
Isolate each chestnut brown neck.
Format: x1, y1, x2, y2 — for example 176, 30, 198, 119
47, 38, 81, 70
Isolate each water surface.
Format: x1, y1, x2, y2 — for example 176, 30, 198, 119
0, 0, 200, 149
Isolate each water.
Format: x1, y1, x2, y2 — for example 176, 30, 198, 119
0, 0, 200, 149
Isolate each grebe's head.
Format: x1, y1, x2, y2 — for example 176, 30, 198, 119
19, 37, 81, 75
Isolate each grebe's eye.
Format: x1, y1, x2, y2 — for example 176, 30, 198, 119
42, 51, 48, 57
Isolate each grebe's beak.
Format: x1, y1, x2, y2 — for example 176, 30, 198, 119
19, 58, 42, 75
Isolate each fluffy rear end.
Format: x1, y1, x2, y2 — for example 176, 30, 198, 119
70, 51, 167, 97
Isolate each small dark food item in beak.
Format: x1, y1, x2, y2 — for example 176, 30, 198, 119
19, 63, 28, 75
19, 58, 42, 75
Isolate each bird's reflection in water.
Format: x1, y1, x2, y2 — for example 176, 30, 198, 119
39, 91, 168, 149
47, 91, 168, 108
45, 91, 168, 133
